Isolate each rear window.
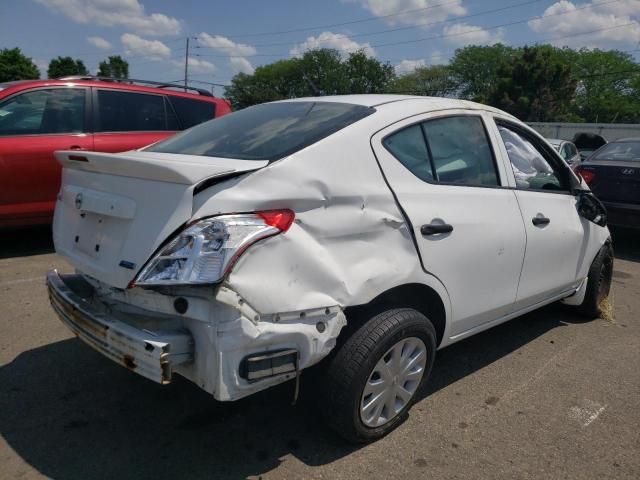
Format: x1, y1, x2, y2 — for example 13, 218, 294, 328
593, 142, 640, 162
147, 101, 375, 160
169, 96, 215, 128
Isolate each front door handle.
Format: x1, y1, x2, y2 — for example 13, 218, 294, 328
69, 145, 87, 150
421, 223, 454, 235
532, 216, 550, 226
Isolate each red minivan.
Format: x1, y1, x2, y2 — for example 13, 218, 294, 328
0, 76, 231, 228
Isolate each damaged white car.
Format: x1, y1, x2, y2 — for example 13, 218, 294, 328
47, 95, 613, 442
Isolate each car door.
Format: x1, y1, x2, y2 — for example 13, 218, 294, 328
492, 119, 587, 309
92, 89, 178, 153
371, 111, 526, 337
0, 87, 92, 225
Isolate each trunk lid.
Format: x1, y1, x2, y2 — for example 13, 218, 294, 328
53, 150, 268, 288
583, 160, 640, 205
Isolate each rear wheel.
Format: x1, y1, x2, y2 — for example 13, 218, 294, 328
321, 308, 436, 443
577, 242, 614, 318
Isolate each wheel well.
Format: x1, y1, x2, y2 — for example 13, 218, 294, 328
344, 283, 447, 347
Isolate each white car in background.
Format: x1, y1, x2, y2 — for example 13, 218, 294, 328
547, 138, 581, 165
47, 95, 613, 443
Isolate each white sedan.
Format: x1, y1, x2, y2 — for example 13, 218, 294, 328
47, 95, 612, 443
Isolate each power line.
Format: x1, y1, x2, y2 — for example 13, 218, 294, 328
191, 0, 628, 58
216, 0, 473, 38
194, 0, 544, 50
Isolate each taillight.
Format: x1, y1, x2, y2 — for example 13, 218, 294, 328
576, 166, 596, 185
134, 209, 295, 286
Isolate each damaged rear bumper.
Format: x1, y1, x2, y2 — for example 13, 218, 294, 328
46, 270, 193, 384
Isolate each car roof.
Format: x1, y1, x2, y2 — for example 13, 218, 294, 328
615, 137, 640, 142
277, 94, 511, 115
546, 138, 564, 146
0, 78, 223, 104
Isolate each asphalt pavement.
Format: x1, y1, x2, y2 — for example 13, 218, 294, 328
1, 225, 639, 479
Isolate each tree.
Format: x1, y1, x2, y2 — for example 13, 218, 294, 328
344, 51, 395, 94
389, 65, 456, 97
47, 56, 88, 79
450, 44, 516, 103
0, 47, 39, 82
564, 48, 640, 123
97, 56, 129, 78
224, 48, 396, 109
489, 46, 577, 122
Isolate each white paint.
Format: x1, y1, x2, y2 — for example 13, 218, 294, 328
0, 276, 42, 287
569, 400, 607, 427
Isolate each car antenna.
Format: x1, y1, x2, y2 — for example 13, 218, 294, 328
301, 70, 323, 96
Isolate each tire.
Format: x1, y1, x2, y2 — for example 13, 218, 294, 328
320, 308, 436, 443
577, 242, 614, 318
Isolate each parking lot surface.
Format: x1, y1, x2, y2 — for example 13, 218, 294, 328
1, 227, 639, 480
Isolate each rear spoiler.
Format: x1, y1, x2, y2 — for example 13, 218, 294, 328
55, 150, 268, 185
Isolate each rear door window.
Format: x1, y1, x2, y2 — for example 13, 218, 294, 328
0, 88, 86, 135
148, 101, 374, 160
383, 115, 500, 187
168, 96, 215, 129
96, 90, 173, 132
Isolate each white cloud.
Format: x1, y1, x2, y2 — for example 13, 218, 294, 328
170, 57, 217, 74
528, 0, 640, 48
186, 57, 216, 74
34, 0, 181, 36
121, 33, 171, 60
395, 59, 426, 74
196, 33, 256, 57
230, 57, 255, 74
343, 0, 466, 27
87, 36, 112, 50
442, 23, 504, 46
290, 31, 376, 57
196, 33, 254, 76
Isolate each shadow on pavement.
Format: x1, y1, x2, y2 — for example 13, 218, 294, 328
610, 227, 640, 263
0, 225, 54, 259
0, 303, 585, 480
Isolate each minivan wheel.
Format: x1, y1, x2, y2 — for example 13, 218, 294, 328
577, 242, 614, 318
321, 308, 436, 443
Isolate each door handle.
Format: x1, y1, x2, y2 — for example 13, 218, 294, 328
69, 145, 86, 150
421, 223, 454, 235
532, 216, 550, 226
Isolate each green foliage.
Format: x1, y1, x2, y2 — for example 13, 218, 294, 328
47, 56, 88, 79
489, 46, 577, 122
449, 44, 516, 103
0, 48, 39, 82
563, 48, 640, 123
97, 56, 129, 78
224, 48, 395, 110
388, 65, 456, 97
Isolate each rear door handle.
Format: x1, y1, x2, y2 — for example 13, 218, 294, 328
69, 145, 87, 150
532, 216, 550, 226
421, 223, 454, 235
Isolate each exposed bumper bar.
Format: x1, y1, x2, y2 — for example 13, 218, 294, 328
46, 270, 193, 384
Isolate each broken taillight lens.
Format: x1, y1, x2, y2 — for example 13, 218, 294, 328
134, 210, 294, 286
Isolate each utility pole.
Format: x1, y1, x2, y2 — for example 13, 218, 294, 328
184, 37, 189, 91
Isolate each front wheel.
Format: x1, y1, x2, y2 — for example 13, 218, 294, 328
320, 308, 436, 443
577, 242, 614, 318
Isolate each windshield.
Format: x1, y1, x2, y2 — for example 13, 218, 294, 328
147, 101, 375, 161
592, 142, 640, 162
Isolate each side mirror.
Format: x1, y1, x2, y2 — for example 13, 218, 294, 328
576, 191, 607, 227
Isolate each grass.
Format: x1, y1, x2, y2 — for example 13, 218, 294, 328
599, 295, 615, 323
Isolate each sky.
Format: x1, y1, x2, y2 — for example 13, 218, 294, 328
1, 0, 639, 95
